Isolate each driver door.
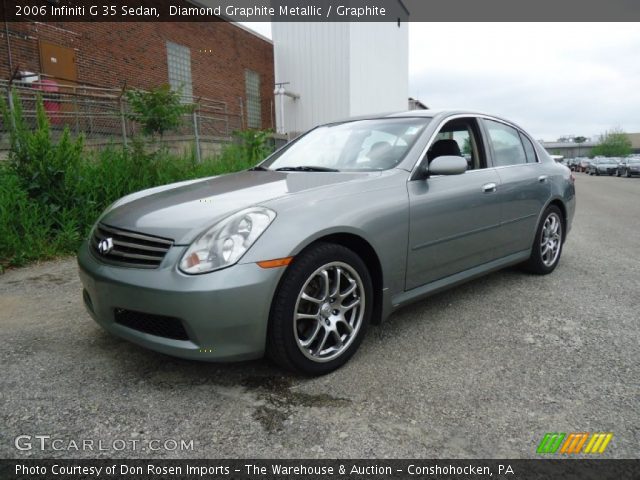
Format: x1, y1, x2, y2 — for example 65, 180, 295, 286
406, 117, 503, 290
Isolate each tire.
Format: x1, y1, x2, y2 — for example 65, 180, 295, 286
522, 205, 564, 275
616, 171, 621, 177
595, 171, 600, 176
267, 242, 373, 375
627, 171, 632, 178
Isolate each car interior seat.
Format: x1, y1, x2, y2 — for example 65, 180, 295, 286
427, 139, 462, 163
367, 141, 394, 168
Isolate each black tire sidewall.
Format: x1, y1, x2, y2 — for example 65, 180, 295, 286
268, 243, 373, 375
525, 205, 564, 275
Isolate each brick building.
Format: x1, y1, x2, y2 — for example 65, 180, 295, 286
0, 21, 274, 130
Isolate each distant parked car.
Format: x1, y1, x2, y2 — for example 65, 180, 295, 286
588, 158, 618, 176
567, 158, 580, 171
578, 158, 592, 172
617, 158, 640, 177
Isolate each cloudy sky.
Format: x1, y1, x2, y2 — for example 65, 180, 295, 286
240, 22, 640, 140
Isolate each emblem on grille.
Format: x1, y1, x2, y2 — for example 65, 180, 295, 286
98, 237, 114, 255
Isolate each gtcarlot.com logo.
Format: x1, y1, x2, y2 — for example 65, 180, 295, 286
14, 435, 194, 452
537, 432, 613, 454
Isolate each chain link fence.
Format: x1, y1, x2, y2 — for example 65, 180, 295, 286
0, 78, 244, 160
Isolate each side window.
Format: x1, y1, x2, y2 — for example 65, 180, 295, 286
427, 119, 486, 170
484, 119, 527, 167
519, 132, 538, 163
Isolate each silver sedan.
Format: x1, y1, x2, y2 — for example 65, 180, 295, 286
78, 110, 576, 375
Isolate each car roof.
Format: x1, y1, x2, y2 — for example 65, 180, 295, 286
326, 110, 532, 137
335, 109, 511, 123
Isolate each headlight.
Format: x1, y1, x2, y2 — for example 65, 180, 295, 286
179, 207, 276, 274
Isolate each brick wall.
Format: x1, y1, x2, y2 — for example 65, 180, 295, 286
0, 21, 274, 129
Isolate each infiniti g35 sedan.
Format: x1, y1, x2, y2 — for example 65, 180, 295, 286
78, 110, 576, 375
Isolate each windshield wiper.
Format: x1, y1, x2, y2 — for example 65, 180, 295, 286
275, 166, 339, 172
248, 165, 269, 171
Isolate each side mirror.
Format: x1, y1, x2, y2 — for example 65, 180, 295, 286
428, 155, 468, 176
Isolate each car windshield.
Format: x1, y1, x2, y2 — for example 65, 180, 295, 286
262, 118, 431, 172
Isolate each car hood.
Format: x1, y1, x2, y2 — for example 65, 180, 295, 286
100, 170, 376, 244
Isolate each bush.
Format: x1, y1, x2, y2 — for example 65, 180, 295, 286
124, 85, 193, 138
592, 128, 632, 157
0, 167, 55, 268
0, 92, 274, 270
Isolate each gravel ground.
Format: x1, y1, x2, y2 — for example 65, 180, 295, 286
1, 173, 638, 459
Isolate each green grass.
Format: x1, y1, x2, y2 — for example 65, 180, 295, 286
0, 92, 273, 270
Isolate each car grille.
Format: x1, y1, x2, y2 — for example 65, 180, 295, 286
91, 223, 173, 268
114, 308, 190, 341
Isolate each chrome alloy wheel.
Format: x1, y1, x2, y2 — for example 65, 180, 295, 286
293, 262, 365, 363
540, 212, 562, 267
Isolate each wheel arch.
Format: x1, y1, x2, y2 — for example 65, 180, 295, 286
295, 232, 384, 325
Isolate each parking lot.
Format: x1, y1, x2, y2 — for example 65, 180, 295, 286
1, 173, 638, 459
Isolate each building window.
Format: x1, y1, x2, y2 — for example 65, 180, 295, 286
245, 70, 261, 128
166, 41, 192, 102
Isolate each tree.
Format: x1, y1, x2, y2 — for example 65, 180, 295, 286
591, 128, 632, 157
573, 136, 587, 157
462, 137, 472, 155
124, 85, 193, 138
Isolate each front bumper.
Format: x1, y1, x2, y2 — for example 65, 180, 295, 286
77, 241, 283, 361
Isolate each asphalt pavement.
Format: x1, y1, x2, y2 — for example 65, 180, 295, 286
1, 173, 638, 459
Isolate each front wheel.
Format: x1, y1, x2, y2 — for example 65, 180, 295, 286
522, 206, 564, 275
267, 242, 372, 375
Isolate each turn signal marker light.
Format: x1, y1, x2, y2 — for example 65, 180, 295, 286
257, 257, 294, 268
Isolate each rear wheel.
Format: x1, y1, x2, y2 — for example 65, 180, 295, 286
267, 242, 372, 375
522, 205, 564, 275
627, 170, 632, 178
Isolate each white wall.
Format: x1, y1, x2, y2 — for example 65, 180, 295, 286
273, 21, 408, 136
349, 22, 408, 117
273, 22, 350, 135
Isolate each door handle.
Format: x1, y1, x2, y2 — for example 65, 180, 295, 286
482, 182, 497, 193
538, 175, 549, 183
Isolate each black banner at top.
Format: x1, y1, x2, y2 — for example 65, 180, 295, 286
2, 0, 640, 22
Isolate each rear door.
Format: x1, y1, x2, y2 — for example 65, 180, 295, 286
481, 118, 550, 256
